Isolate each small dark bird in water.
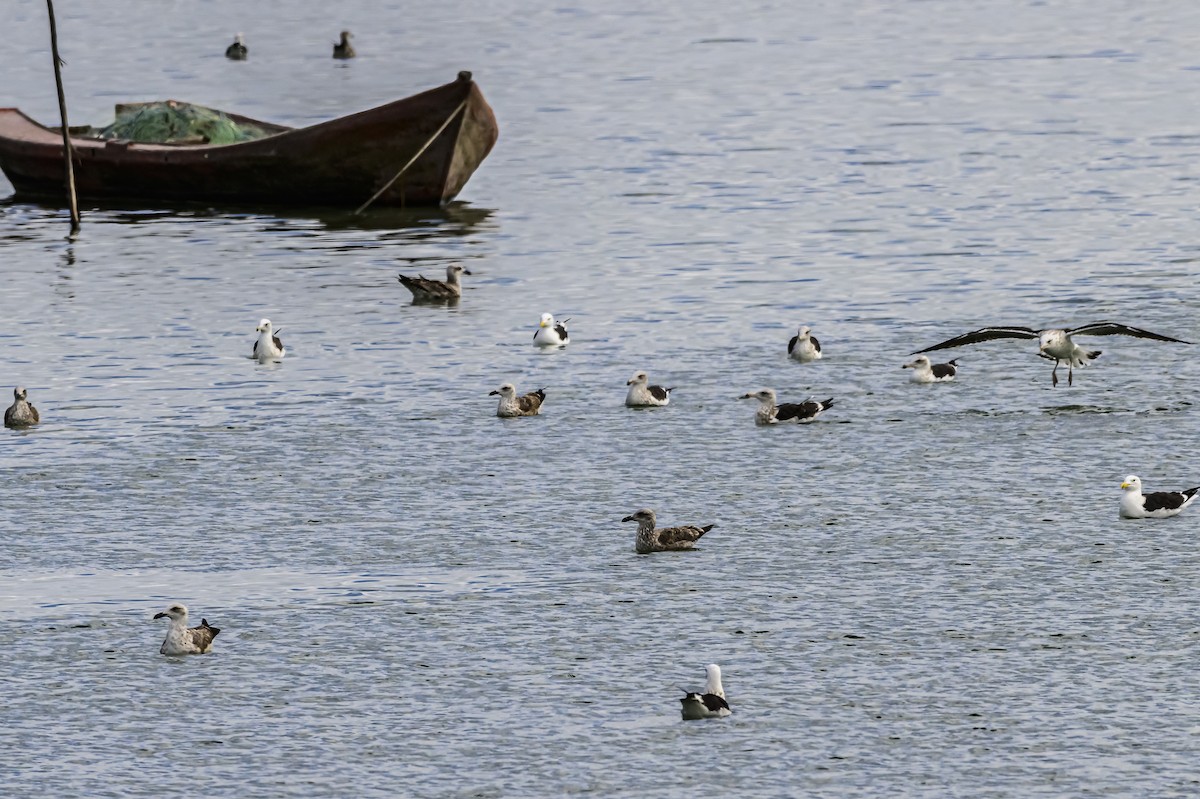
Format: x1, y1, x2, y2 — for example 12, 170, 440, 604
397, 263, 471, 303
4, 386, 39, 428
621, 508, 714, 554
225, 33, 248, 60
333, 30, 356, 59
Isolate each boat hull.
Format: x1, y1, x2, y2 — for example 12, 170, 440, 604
0, 72, 497, 207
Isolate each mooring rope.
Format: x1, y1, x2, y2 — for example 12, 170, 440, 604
353, 97, 469, 215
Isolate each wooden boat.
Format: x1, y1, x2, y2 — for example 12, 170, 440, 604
0, 71, 497, 208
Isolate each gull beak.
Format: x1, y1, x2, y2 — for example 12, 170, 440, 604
621, 515, 635, 522
902, 363, 912, 369
1120, 481, 1131, 489
462, 269, 472, 275
488, 390, 500, 396
153, 612, 168, 619
738, 392, 752, 399
539, 320, 548, 328
626, 379, 634, 385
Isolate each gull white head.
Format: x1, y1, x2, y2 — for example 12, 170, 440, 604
256, 318, 273, 333
153, 603, 189, 622
447, 263, 471, 280
1038, 329, 1066, 353
539, 312, 556, 328
797, 325, 811, 337
234, 32, 245, 45
13, 386, 27, 401
489, 383, 516, 398
1120, 475, 1142, 492
739, 388, 776, 404
903, 355, 931, 370
627, 371, 648, 386
705, 663, 726, 698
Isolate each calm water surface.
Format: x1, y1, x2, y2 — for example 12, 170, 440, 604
1, 0, 1199, 796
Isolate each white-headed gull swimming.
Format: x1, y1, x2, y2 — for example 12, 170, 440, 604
533, 313, 570, 347
739, 388, 833, 426
1119, 475, 1199, 519
252, 318, 285, 362
490, 383, 546, 417
154, 604, 221, 655
625, 371, 673, 407
788, 325, 822, 363
902, 355, 958, 383
680, 664, 731, 720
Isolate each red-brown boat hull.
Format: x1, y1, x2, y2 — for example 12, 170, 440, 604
0, 73, 497, 207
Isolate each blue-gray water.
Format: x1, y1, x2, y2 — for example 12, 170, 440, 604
2, 1, 1199, 796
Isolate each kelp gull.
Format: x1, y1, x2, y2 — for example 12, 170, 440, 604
680, 664, 731, 720
739, 388, 833, 426
154, 604, 221, 655
625, 371, 673, 407
621, 508, 714, 554
903, 355, 958, 383
1119, 475, 1199, 519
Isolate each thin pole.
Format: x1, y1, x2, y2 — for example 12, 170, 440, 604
46, 0, 80, 235
353, 98, 467, 215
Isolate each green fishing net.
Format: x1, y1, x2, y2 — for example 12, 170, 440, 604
97, 101, 269, 144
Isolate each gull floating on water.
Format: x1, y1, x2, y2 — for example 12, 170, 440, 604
625, 371, 673, 407
332, 30, 356, 59
253, 318, 285, 362
154, 604, 221, 655
225, 33, 247, 60
1119, 475, 1199, 519
533, 313, 570, 347
912, 321, 1190, 386
4, 386, 39, 428
490, 383, 545, 417
788, 325, 822, 363
739, 388, 833, 426
902, 355, 958, 383
680, 664, 731, 720
621, 508, 714, 554
397, 263, 470, 303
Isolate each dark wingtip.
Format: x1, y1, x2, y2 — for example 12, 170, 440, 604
823, 398, 835, 407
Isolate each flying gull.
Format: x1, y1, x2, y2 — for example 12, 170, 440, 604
490, 383, 546, 417
680, 664, 731, 720
154, 603, 221, 655
621, 508, 714, 554
1119, 475, 1199, 519
4, 386, 39, 428
225, 33, 247, 60
533, 312, 570, 347
253, 318, 286, 362
625, 371, 673, 407
332, 30, 356, 59
397, 263, 471, 303
912, 321, 1190, 386
788, 325, 822, 363
739, 388, 833, 426
902, 355, 959, 383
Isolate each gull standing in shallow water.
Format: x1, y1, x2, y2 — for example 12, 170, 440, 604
625, 371, 673, 407
739, 388, 833, 426
621, 508, 714, 554
902, 355, 958, 383
253, 318, 285, 362
533, 313, 569, 347
788, 325, 822, 363
154, 604, 221, 655
1119, 475, 1200, 519
680, 664, 731, 720
4, 386, 39, 428
912, 321, 1190, 386
490, 383, 545, 417
397, 264, 470, 303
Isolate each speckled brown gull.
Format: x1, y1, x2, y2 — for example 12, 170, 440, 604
4, 386, 39, 428
154, 604, 220, 655
490, 383, 545, 417
397, 263, 470, 302
621, 508, 714, 554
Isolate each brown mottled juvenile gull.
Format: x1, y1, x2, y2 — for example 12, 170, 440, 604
333, 30, 356, 59
252, 318, 285, 362
1119, 475, 1200, 519
4, 386, 39, 428
154, 604, 221, 655
913, 321, 1190, 387
680, 664, 731, 720
397, 263, 471, 302
625, 371, 673, 407
902, 355, 958, 383
621, 508, 714, 554
225, 33, 247, 60
739, 388, 833, 426
787, 325, 822, 363
490, 383, 545, 417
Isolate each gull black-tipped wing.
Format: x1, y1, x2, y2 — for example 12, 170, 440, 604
912, 326, 1040, 354
1066, 321, 1192, 343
